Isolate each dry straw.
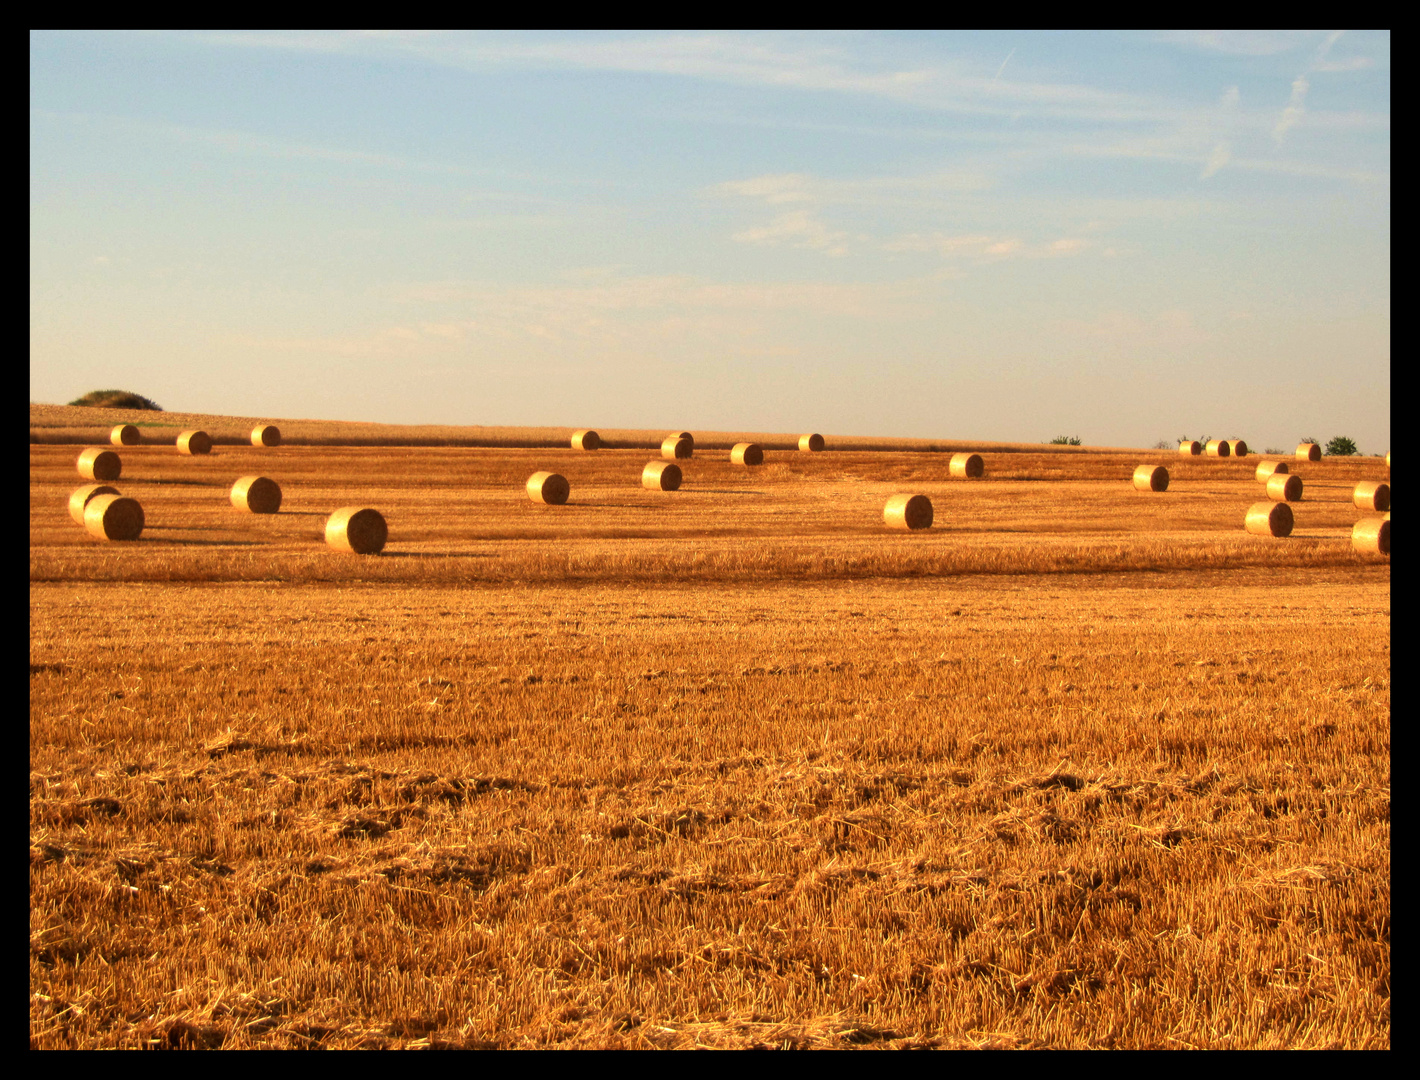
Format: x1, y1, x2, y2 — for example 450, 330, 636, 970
1352, 518, 1390, 557
1255, 460, 1289, 482
68, 484, 119, 525
662, 433, 693, 460
799, 433, 825, 452
884, 493, 933, 530
251, 425, 281, 448
325, 507, 387, 554
1245, 501, 1293, 537
177, 430, 213, 455
83, 494, 144, 541
77, 447, 121, 482
1232, 439, 1249, 457
1353, 481, 1390, 512
1178, 440, 1202, 456
642, 461, 682, 491
949, 452, 984, 478
571, 430, 600, 451
110, 424, 140, 447
731, 443, 764, 466
1266, 473, 1303, 502
1206, 440, 1231, 458
1132, 465, 1169, 492
1297, 443, 1322, 462
526, 471, 570, 505
230, 476, 283, 514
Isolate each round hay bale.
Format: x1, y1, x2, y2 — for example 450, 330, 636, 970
1245, 501, 1293, 537
662, 434, 693, 460
77, 447, 121, 481
571, 429, 600, 451
1352, 518, 1389, 557
1178, 440, 1201, 456
69, 483, 120, 525
799, 433, 825, 452
325, 507, 387, 554
230, 475, 283, 514
1132, 465, 1169, 492
110, 424, 140, 447
527, 471, 570, 505
251, 424, 281, 448
83, 494, 144, 541
1205, 440, 1231, 458
730, 442, 764, 466
1232, 440, 1248, 458
1353, 481, 1390, 512
1255, 460, 1289, 482
1266, 473, 1303, 502
884, 493, 933, 530
949, 453, 984, 479
1386, 451, 1390, 468
642, 461, 682, 491
177, 430, 213, 455
1296, 443, 1322, 462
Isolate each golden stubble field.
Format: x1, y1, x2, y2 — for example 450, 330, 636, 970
30, 432, 1389, 1048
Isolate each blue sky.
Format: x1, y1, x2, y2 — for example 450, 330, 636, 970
30, 31, 1390, 450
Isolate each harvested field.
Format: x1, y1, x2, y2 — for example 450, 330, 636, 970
29, 431, 1389, 1049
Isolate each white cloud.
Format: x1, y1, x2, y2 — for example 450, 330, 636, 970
1200, 142, 1232, 179
1273, 75, 1310, 143
732, 210, 849, 256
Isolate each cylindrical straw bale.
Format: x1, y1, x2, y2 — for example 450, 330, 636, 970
662, 434, 693, 459
83, 494, 144, 541
251, 424, 281, 448
1232, 440, 1248, 458
799, 433, 825, 452
77, 447, 121, 481
1205, 440, 1231, 458
730, 443, 764, 466
1352, 518, 1389, 557
1132, 465, 1169, 492
949, 453, 984, 479
1353, 481, 1390, 512
231, 476, 283, 514
571, 429, 600, 451
177, 430, 213, 455
884, 494, 933, 530
642, 461, 682, 491
325, 507, 387, 554
1296, 443, 1322, 462
1266, 473, 1303, 502
1255, 460, 1289, 482
1386, 451, 1390, 468
69, 484, 120, 525
527, 471, 570, 505
1245, 501, 1293, 537
1178, 441, 1201, 456
110, 424, 140, 447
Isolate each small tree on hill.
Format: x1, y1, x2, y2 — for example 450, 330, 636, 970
68, 389, 163, 411
1325, 436, 1359, 457
1049, 435, 1082, 446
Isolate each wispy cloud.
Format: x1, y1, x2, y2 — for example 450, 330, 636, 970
732, 211, 849, 256
1273, 75, 1310, 143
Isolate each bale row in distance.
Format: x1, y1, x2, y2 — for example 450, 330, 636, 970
84, 494, 144, 541
69, 484, 119, 524
1353, 482, 1390, 512
1297, 443, 1322, 462
1352, 518, 1390, 557
527, 471, 570, 505
731, 442, 764, 466
884, 493, 933, 530
1133, 465, 1169, 492
178, 430, 213, 455
1266, 473, 1303, 503
77, 447, 121, 482
662, 433, 693, 460
110, 424, 140, 446
231, 476, 283, 514
1245, 502, 1293, 537
326, 507, 387, 554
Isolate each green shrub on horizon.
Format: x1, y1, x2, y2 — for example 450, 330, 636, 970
68, 389, 163, 411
